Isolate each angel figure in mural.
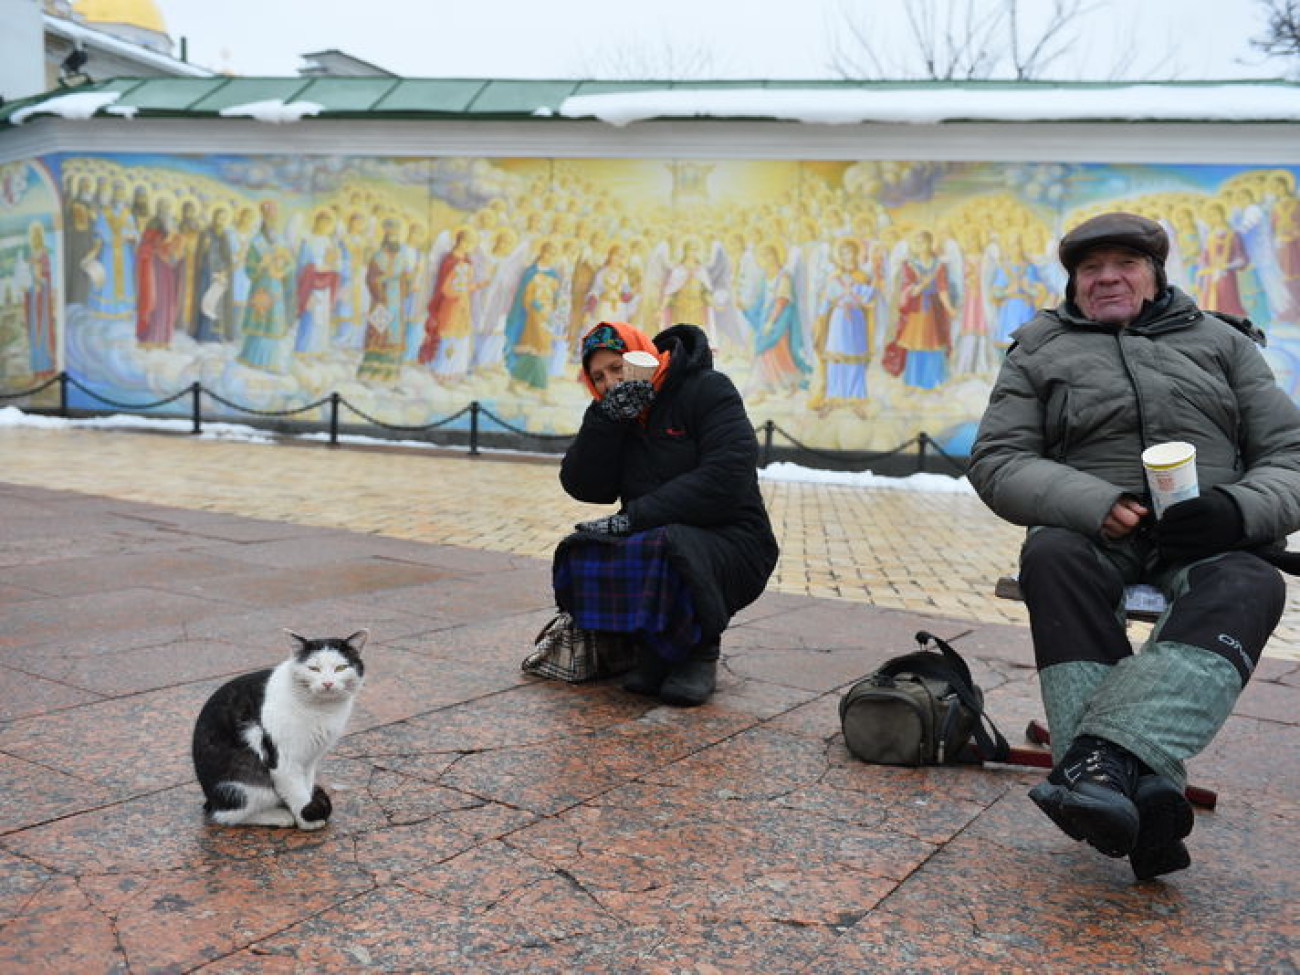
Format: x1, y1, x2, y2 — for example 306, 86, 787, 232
87, 178, 137, 320
334, 210, 374, 352
135, 193, 186, 350
1195, 200, 1249, 318
567, 229, 605, 352
235, 200, 296, 373
471, 226, 531, 376
292, 209, 341, 357
421, 227, 486, 384
807, 236, 875, 412
21, 222, 57, 379
194, 205, 236, 343
659, 236, 716, 339
887, 229, 956, 392
711, 228, 761, 355
401, 221, 433, 365
745, 240, 812, 402
356, 218, 409, 386
503, 238, 563, 398
584, 243, 638, 332
988, 230, 1049, 351
949, 224, 998, 378
1229, 184, 1289, 325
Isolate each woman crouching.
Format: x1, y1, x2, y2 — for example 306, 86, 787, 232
554, 320, 780, 706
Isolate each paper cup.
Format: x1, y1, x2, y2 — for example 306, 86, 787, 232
622, 350, 659, 382
1142, 441, 1199, 518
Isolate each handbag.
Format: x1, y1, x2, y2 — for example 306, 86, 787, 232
839, 630, 1009, 766
521, 611, 637, 683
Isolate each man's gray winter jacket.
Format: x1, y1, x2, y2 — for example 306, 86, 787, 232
968, 286, 1300, 548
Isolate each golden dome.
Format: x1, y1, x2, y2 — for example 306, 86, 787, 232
73, 0, 168, 35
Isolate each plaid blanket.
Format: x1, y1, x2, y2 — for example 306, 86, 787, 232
554, 527, 701, 662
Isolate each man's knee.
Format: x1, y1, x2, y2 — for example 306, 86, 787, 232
1020, 528, 1118, 593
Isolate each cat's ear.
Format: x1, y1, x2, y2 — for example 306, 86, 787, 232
284, 629, 309, 651
344, 629, 370, 653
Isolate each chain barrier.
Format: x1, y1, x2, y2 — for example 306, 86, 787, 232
201, 386, 334, 418
0, 372, 969, 473
0, 374, 61, 400
476, 403, 576, 443
340, 398, 472, 433
62, 373, 193, 411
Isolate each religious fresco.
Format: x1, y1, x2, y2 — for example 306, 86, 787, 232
0, 159, 61, 403
3, 152, 1299, 456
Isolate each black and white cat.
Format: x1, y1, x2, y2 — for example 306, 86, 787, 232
191, 629, 368, 829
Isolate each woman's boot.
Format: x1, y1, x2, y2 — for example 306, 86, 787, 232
659, 638, 720, 707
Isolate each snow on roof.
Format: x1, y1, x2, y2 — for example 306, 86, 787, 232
10, 90, 126, 124
556, 83, 1300, 127
217, 100, 325, 123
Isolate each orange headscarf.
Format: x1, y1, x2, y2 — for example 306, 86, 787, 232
578, 321, 670, 400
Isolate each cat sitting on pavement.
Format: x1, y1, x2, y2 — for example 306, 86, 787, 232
191, 629, 368, 829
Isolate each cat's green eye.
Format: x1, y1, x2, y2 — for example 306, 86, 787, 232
334, 665, 346, 673
308, 664, 321, 672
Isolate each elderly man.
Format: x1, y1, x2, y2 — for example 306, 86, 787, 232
969, 211, 1300, 881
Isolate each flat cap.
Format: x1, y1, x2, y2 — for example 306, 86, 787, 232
1058, 211, 1170, 271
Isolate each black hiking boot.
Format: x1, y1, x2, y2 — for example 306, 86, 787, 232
1028, 734, 1142, 857
1129, 772, 1194, 881
658, 638, 720, 708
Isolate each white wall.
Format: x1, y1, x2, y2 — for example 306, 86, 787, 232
0, 0, 46, 104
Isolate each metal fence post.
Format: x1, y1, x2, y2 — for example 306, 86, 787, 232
917, 432, 929, 473
761, 420, 775, 468
328, 392, 340, 447
58, 372, 69, 417
190, 382, 202, 435
469, 401, 480, 456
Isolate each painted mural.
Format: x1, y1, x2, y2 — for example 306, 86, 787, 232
2, 153, 1299, 455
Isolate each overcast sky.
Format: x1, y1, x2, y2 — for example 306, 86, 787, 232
154, 0, 1287, 82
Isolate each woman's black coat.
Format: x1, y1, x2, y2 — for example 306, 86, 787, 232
558, 323, 779, 638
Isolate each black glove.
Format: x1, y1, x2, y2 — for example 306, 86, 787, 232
598, 380, 655, 422
575, 512, 631, 536
1156, 488, 1245, 563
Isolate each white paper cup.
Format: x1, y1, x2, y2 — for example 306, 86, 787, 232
1142, 441, 1199, 518
622, 350, 659, 382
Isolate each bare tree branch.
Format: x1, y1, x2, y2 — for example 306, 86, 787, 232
1252, 0, 1300, 58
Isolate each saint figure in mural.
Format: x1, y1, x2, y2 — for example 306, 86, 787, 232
356, 218, 408, 386
23, 222, 57, 379
503, 239, 563, 396
989, 232, 1048, 349
1196, 201, 1249, 318
235, 200, 295, 373
177, 198, 204, 338
421, 227, 484, 382
891, 230, 956, 391
63, 174, 96, 308
952, 226, 997, 377
1266, 171, 1300, 320
472, 226, 529, 375
402, 221, 432, 364
809, 237, 875, 410
135, 194, 185, 349
88, 178, 137, 319
293, 209, 341, 357
194, 205, 236, 342
334, 211, 372, 351
1230, 184, 1288, 324
746, 241, 810, 401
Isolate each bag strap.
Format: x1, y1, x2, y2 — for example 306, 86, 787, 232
913, 630, 1010, 763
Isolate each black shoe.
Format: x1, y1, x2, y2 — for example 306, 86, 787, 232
1129, 773, 1194, 881
622, 648, 671, 697
658, 639, 720, 707
1028, 734, 1142, 858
